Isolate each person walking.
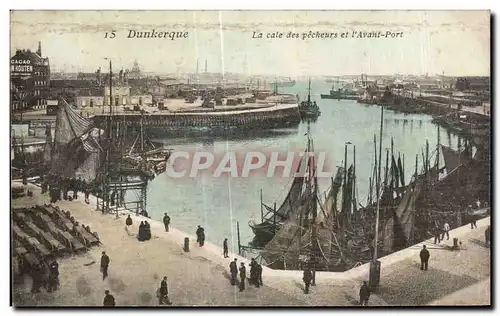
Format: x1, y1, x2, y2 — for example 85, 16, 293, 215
419, 245, 430, 271
100, 251, 110, 280
302, 267, 313, 294
433, 223, 441, 244
158, 276, 171, 305
223, 238, 229, 258
103, 290, 116, 307
442, 222, 450, 241
470, 213, 477, 229
359, 281, 371, 306
163, 213, 170, 232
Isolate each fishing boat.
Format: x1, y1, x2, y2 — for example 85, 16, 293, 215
249, 123, 316, 248
298, 79, 321, 119
257, 108, 431, 272
320, 85, 358, 100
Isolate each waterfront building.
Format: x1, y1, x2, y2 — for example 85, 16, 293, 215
130, 94, 153, 106
49, 80, 103, 105
104, 84, 131, 106
10, 42, 51, 111
76, 96, 105, 107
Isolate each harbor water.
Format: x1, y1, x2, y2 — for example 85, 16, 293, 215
129, 80, 463, 251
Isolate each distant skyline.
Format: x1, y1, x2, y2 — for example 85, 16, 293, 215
10, 11, 490, 77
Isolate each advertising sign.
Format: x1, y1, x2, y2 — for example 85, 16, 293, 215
11, 59, 33, 77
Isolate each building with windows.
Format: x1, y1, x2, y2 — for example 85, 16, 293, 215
10, 42, 51, 111
104, 84, 131, 106
76, 96, 105, 107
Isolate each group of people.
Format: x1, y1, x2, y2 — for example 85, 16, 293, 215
28, 257, 60, 294
138, 221, 152, 241
228, 258, 263, 292
432, 221, 451, 244
41, 173, 92, 204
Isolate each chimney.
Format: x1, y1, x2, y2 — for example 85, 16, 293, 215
37, 41, 42, 57
205, 58, 207, 73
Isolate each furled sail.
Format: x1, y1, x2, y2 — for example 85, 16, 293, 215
50, 98, 104, 182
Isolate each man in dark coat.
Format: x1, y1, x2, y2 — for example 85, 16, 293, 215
485, 225, 491, 247
125, 215, 133, 229
200, 230, 205, 246
359, 281, 371, 306
101, 251, 110, 280
73, 177, 81, 200
163, 213, 171, 232
420, 245, 430, 271
196, 226, 202, 245
62, 178, 68, 200
249, 258, 258, 287
239, 262, 246, 292
256, 263, 263, 286
223, 238, 229, 258
103, 290, 116, 306
47, 259, 59, 293
302, 267, 313, 294
159, 276, 171, 305
144, 221, 151, 240
196, 226, 205, 246
229, 259, 238, 285
470, 213, 477, 229
433, 223, 441, 244
30, 264, 43, 293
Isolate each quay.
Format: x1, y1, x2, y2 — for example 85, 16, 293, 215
91, 101, 301, 134
359, 94, 490, 147
12, 183, 491, 306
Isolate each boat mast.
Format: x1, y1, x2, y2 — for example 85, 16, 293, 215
436, 125, 440, 181
307, 78, 312, 103
102, 59, 113, 213
373, 105, 384, 262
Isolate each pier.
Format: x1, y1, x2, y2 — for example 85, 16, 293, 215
92, 102, 301, 133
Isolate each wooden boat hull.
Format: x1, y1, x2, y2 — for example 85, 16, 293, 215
249, 221, 279, 247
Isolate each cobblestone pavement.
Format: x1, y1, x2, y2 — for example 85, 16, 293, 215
351, 225, 491, 306
11, 185, 491, 306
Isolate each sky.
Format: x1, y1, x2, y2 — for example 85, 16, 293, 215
10, 10, 490, 77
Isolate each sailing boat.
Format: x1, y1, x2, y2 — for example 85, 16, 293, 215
249, 123, 317, 248
123, 115, 172, 177
298, 79, 321, 119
